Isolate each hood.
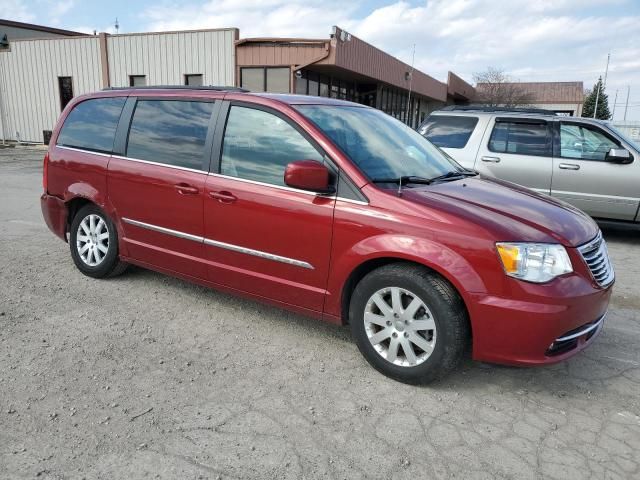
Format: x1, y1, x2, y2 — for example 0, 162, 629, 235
400, 177, 598, 247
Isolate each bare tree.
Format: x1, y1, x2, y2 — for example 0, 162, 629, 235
473, 67, 533, 107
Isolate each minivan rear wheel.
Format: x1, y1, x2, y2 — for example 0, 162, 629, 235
349, 263, 469, 384
69, 204, 128, 278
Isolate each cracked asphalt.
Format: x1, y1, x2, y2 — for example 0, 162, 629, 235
1, 147, 639, 479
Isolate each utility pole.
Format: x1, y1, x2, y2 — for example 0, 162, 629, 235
612, 89, 618, 119
624, 85, 630, 121
593, 53, 610, 119
405, 44, 415, 127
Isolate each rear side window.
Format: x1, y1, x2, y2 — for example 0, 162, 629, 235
126, 100, 214, 171
220, 105, 323, 186
489, 121, 551, 157
57, 97, 125, 153
420, 115, 478, 149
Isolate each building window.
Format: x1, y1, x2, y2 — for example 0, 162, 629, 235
58, 77, 74, 110
129, 75, 146, 87
240, 68, 264, 92
295, 71, 308, 94
266, 68, 289, 93
240, 67, 291, 93
185, 74, 203, 86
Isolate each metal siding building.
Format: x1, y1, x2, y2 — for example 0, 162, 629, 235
0, 27, 237, 143
0, 36, 104, 143
106, 29, 237, 88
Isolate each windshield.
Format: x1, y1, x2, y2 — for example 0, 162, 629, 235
603, 123, 640, 149
295, 105, 462, 181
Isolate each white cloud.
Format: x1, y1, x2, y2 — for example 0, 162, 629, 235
4, 0, 35, 22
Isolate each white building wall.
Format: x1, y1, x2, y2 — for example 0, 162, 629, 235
529, 102, 583, 116
0, 36, 103, 143
106, 29, 236, 88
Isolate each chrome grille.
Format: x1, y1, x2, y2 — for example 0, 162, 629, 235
578, 232, 614, 287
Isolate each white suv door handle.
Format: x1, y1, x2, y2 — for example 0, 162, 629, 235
559, 163, 580, 170
481, 156, 501, 163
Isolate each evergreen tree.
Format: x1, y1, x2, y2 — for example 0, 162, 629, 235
582, 77, 611, 120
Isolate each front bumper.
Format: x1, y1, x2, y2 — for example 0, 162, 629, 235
467, 276, 612, 365
40, 193, 68, 241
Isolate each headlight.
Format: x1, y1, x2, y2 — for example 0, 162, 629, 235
496, 243, 573, 283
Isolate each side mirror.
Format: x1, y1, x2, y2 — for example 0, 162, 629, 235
284, 160, 335, 194
605, 148, 633, 164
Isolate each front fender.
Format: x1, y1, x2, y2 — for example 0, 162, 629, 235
324, 233, 488, 319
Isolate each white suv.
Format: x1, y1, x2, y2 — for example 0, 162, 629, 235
419, 107, 640, 224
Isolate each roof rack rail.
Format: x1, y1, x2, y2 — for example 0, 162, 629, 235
439, 105, 557, 115
102, 85, 249, 92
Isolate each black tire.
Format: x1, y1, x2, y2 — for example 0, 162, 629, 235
349, 263, 469, 384
69, 204, 128, 278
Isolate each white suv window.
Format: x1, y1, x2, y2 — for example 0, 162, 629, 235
420, 115, 478, 149
560, 123, 619, 161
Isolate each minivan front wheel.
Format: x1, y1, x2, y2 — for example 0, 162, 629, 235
69, 204, 128, 278
350, 263, 469, 384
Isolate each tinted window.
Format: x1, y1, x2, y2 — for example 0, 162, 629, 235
489, 121, 550, 156
57, 97, 125, 153
127, 100, 214, 170
241, 68, 264, 91
266, 68, 289, 93
420, 115, 478, 148
220, 106, 323, 186
560, 123, 619, 161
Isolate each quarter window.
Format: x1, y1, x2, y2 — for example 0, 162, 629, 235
489, 121, 551, 157
57, 97, 126, 153
220, 106, 323, 186
420, 115, 479, 149
560, 123, 619, 161
126, 100, 214, 170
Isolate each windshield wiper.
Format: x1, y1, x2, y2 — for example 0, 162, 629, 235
371, 175, 434, 185
426, 170, 478, 183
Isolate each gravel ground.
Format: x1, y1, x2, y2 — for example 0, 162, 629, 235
1, 147, 639, 480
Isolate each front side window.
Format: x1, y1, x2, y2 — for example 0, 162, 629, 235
220, 106, 323, 186
420, 115, 479, 149
126, 100, 214, 170
489, 121, 551, 157
296, 105, 459, 180
57, 97, 126, 153
560, 123, 619, 161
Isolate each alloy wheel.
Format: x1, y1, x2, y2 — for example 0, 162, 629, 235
363, 287, 437, 367
76, 214, 109, 267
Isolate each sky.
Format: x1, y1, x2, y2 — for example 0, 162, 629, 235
5, 0, 640, 121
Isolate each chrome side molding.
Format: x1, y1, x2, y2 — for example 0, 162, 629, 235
122, 217, 314, 270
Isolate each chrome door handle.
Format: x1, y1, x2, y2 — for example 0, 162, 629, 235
174, 183, 199, 195
209, 190, 237, 203
481, 156, 501, 163
559, 163, 580, 170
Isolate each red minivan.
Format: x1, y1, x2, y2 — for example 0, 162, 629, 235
41, 87, 613, 383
